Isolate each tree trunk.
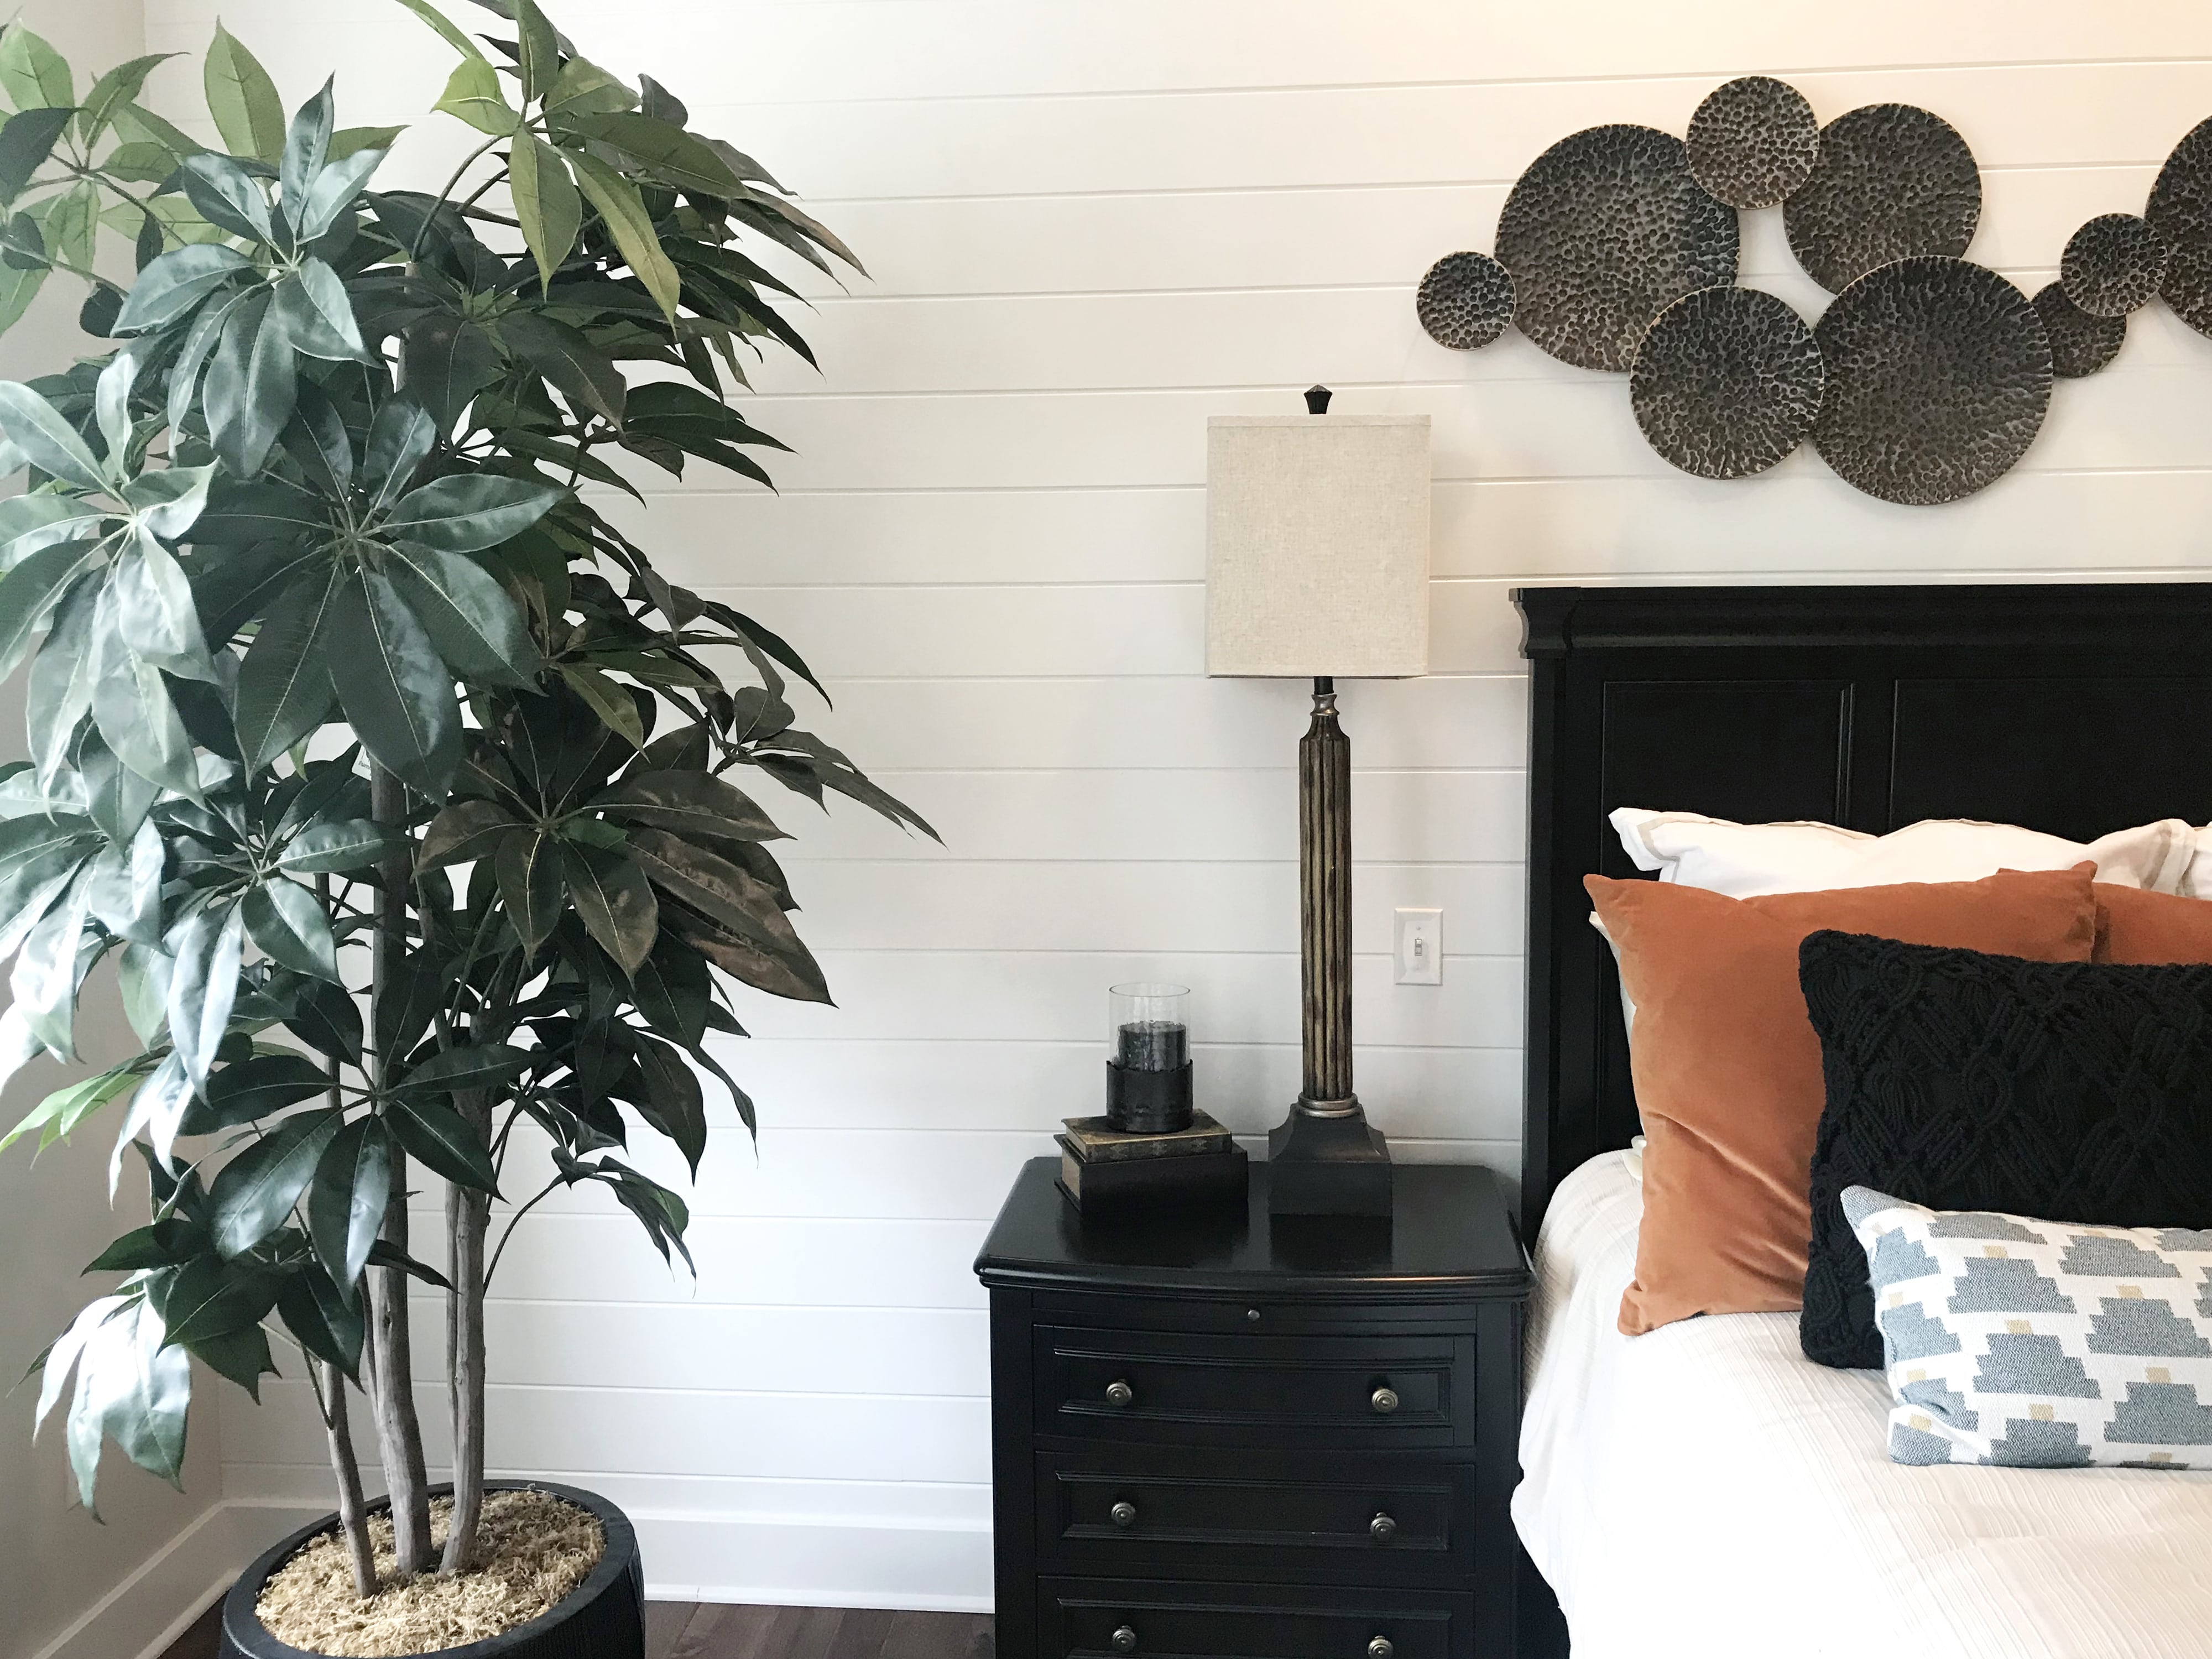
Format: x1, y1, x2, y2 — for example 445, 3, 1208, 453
440, 1090, 492, 1575
367, 764, 435, 1574
321, 1360, 379, 1598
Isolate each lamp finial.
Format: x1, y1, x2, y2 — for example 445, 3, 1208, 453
1303, 384, 1332, 415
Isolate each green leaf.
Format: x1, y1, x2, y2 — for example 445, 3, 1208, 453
204, 289, 295, 477
243, 879, 337, 980
178, 150, 273, 243
274, 817, 399, 874
328, 124, 404, 161
208, 1108, 338, 1256
84, 1216, 200, 1271
113, 242, 252, 334
271, 259, 369, 362
1, 1063, 134, 1154
278, 79, 333, 226
0, 538, 102, 682
434, 56, 518, 137
390, 0, 489, 64
0, 107, 75, 206
567, 150, 680, 322
181, 1052, 330, 1134
327, 567, 460, 795
495, 308, 622, 422
283, 975, 362, 1062
166, 289, 244, 437
383, 541, 539, 687
165, 903, 245, 1092
594, 770, 785, 842
294, 145, 384, 241
559, 842, 657, 975
0, 24, 74, 110
398, 312, 500, 436
563, 112, 742, 196
181, 1319, 275, 1397
509, 133, 580, 295
111, 535, 217, 682
383, 1095, 497, 1192
309, 1116, 387, 1301
543, 55, 635, 120
40, 1292, 190, 1517
234, 562, 340, 769
630, 1031, 706, 1175
419, 798, 519, 869
77, 52, 178, 148
627, 825, 807, 959
88, 587, 199, 798
382, 473, 565, 554
361, 397, 435, 512
395, 1042, 530, 1096
10, 862, 92, 1054
82, 820, 163, 945
363, 1237, 450, 1288
494, 828, 561, 952
204, 22, 285, 164
281, 381, 354, 496
513, 0, 560, 103
558, 664, 643, 749
0, 381, 107, 489
0, 257, 48, 334
276, 1264, 362, 1375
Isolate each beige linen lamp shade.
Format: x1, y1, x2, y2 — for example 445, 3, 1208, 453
1205, 414, 1432, 679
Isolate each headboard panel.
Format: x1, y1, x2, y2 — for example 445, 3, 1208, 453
1515, 581, 2212, 1237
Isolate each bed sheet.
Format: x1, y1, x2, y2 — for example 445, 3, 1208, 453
1514, 1151, 2212, 1659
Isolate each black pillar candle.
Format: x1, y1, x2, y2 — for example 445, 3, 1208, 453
1117, 1019, 1188, 1072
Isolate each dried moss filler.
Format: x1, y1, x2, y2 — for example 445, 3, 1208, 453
255, 1492, 604, 1657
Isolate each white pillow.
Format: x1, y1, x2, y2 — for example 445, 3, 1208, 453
1609, 808, 2203, 898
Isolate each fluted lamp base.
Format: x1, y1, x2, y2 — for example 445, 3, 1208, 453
1269, 676, 1395, 1218
1268, 1098, 1392, 1217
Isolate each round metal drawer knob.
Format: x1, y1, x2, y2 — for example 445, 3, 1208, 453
1112, 1626, 1139, 1654
1105, 1379, 1134, 1408
1110, 1500, 1138, 1529
1368, 1639, 1394, 1659
1370, 1511, 1397, 1543
1370, 1385, 1400, 1415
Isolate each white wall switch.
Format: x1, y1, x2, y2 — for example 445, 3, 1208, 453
1394, 907, 1442, 985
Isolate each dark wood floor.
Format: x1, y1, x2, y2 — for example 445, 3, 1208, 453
160, 1599, 993, 1659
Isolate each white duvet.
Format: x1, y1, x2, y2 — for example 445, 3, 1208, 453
1513, 1152, 2212, 1659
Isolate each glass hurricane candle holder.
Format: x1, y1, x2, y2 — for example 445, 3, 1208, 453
1107, 982, 1194, 1134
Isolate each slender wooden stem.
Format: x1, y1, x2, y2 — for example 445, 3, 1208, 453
1298, 679, 1355, 1105
320, 1361, 379, 1599
367, 764, 435, 1574
439, 1089, 492, 1575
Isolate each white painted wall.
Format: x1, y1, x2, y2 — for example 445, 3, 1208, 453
99, 0, 2212, 1618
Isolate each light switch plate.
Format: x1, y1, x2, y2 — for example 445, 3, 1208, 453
1394, 907, 1442, 985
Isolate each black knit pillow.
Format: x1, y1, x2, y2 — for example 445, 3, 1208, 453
1797, 930, 2212, 1370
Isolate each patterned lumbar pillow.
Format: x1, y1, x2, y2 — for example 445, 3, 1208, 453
1847, 1185, 2212, 1468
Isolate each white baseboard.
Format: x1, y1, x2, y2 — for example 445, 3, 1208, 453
28, 1499, 991, 1659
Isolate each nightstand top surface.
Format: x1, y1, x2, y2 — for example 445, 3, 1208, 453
974, 1159, 1532, 1300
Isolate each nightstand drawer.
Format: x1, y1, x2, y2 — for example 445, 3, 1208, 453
1037, 1326, 1468, 1448
1036, 1449, 1475, 1583
1040, 1575, 1470, 1659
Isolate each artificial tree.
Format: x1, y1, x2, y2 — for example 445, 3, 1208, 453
0, 0, 927, 1594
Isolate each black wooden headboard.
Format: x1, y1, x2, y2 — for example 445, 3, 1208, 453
1514, 581, 2212, 1238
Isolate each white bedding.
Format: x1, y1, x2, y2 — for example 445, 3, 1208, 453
1513, 1152, 2212, 1659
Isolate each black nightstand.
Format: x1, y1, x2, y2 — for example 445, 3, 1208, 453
974, 1159, 1533, 1659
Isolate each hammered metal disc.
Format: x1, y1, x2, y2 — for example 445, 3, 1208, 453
2059, 213, 2169, 317
1784, 104, 1981, 293
1416, 251, 1515, 349
2146, 117, 2212, 336
1495, 123, 1739, 373
1630, 286, 1824, 478
2033, 281, 2126, 378
1686, 76, 1820, 210
1812, 257, 2051, 505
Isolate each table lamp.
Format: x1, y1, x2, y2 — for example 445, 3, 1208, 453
1207, 388, 1432, 1216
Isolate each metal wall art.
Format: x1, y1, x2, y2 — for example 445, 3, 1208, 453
1631, 286, 1824, 478
1413, 77, 2212, 505
1416, 251, 1515, 349
1493, 124, 1738, 372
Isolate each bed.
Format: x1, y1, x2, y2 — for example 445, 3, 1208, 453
1507, 581, 2212, 1658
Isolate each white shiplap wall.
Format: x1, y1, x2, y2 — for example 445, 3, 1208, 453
123, 0, 2212, 1614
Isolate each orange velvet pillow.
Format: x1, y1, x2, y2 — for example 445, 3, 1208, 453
2096, 883, 2212, 963
1589, 865, 2100, 1335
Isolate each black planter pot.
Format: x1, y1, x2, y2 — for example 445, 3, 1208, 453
218, 1480, 644, 1659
